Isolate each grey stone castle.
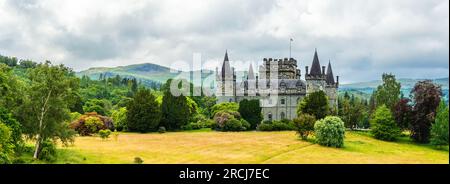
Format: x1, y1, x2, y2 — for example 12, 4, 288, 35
215, 49, 339, 121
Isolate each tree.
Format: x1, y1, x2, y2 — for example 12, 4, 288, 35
374, 73, 401, 109
20, 61, 78, 159
111, 107, 127, 131
370, 105, 401, 141
0, 122, 14, 164
126, 88, 161, 132
160, 79, 192, 130
410, 80, 442, 143
393, 98, 413, 130
314, 116, 346, 148
0, 64, 24, 112
83, 99, 111, 116
211, 102, 239, 118
0, 108, 22, 151
293, 113, 316, 140
298, 90, 329, 119
238, 99, 262, 129
430, 101, 449, 147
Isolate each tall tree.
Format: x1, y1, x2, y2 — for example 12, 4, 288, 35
430, 100, 449, 146
393, 98, 413, 130
160, 79, 191, 130
297, 90, 329, 119
20, 61, 78, 159
374, 73, 401, 110
410, 80, 442, 143
238, 99, 262, 129
126, 88, 161, 132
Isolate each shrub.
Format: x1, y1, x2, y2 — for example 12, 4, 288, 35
293, 113, 316, 140
370, 105, 401, 141
85, 116, 104, 133
223, 119, 243, 131
69, 112, 114, 136
158, 126, 166, 134
98, 129, 112, 140
134, 157, 144, 164
211, 102, 239, 118
213, 110, 248, 131
0, 108, 23, 151
430, 101, 449, 147
314, 116, 345, 148
0, 122, 13, 164
298, 90, 329, 119
257, 119, 296, 131
38, 139, 57, 162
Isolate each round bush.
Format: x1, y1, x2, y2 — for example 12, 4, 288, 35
98, 129, 112, 140
39, 140, 57, 162
314, 116, 345, 148
158, 126, 166, 134
223, 119, 243, 131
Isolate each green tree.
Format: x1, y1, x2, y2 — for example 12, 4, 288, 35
430, 101, 449, 147
370, 105, 401, 141
238, 99, 262, 129
293, 113, 316, 140
298, 90, 329, 119
126, 88, 161, 132
0, 122, 14, 164
374, 73, 401, 109
160, 79, 192, 130
83, 99, 111, 116
20, 61, 78, 159
211, 102, 239, 118
314, 116, 346, 148
111, 107, 127, 131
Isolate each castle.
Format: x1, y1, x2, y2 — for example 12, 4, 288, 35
215, 49, 339, 121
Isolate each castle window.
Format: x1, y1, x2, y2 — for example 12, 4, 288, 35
229, 98, 233, 102
268, 113, 273, 121
268, 98, 273, 105
281, 99, 285, 105
280, 112, 285, 120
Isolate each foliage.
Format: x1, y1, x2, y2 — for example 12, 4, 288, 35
160, 79, 193, 130
211, 102, 239, 118
213, 111, 248, 131
134, 157, 144, 164
373, 73, 401, 109
393, 98, 413, 130
0, 108, 23, 151
298, 90, 329, 119
69, 112, 114, 136
0, 64, 24, 113
126, 88, 161, 132
0, 122, 14, 164
257, 119, 296, 131
38, 139, 57, 162
98, 129, 112, 140
410, 80, 442, 143
238, 99, 263, 130
370, 105, 401, 141
430, 101, 449, 146
338, 94, 367, 130
314, 116, 346, 148
293, 113, 316, 140
183, 114, 215, 130
69, 112, 82, 122
19, 61, 78, 159
111, 107, 127, 131
83, 99, 112, 116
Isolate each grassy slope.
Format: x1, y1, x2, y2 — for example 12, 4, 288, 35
22, 130, 448, 164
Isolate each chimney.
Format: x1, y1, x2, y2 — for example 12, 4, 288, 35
305, 66, 309, 75
336, 76, 339, 85
322, 66, 326, 75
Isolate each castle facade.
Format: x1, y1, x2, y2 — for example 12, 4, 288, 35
215, 49, 339, 121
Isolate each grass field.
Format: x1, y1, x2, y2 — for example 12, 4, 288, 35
20, 130, 449, 164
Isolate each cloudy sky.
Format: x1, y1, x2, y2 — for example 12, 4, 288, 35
0, 0, 448, 83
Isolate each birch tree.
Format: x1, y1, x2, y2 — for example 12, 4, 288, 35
21, 61, 78, 159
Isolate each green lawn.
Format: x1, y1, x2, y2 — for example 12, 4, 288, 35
20, 130, 449, 164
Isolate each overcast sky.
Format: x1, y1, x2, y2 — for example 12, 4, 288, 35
0, 0, 448, 83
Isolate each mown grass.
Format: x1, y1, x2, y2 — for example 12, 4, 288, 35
19, 130, 449, 164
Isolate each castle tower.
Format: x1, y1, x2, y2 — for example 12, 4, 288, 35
325, 60, 339, 109
216, 50, 236, 103
305, 49, 326, 94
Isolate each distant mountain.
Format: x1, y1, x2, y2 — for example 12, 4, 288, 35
77, 63, 215, 86
340, 77, 449, 103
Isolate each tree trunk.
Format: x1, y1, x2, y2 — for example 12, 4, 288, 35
33, 90, 52, 159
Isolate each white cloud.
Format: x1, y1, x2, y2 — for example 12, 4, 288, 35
0, 0, 448, 83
